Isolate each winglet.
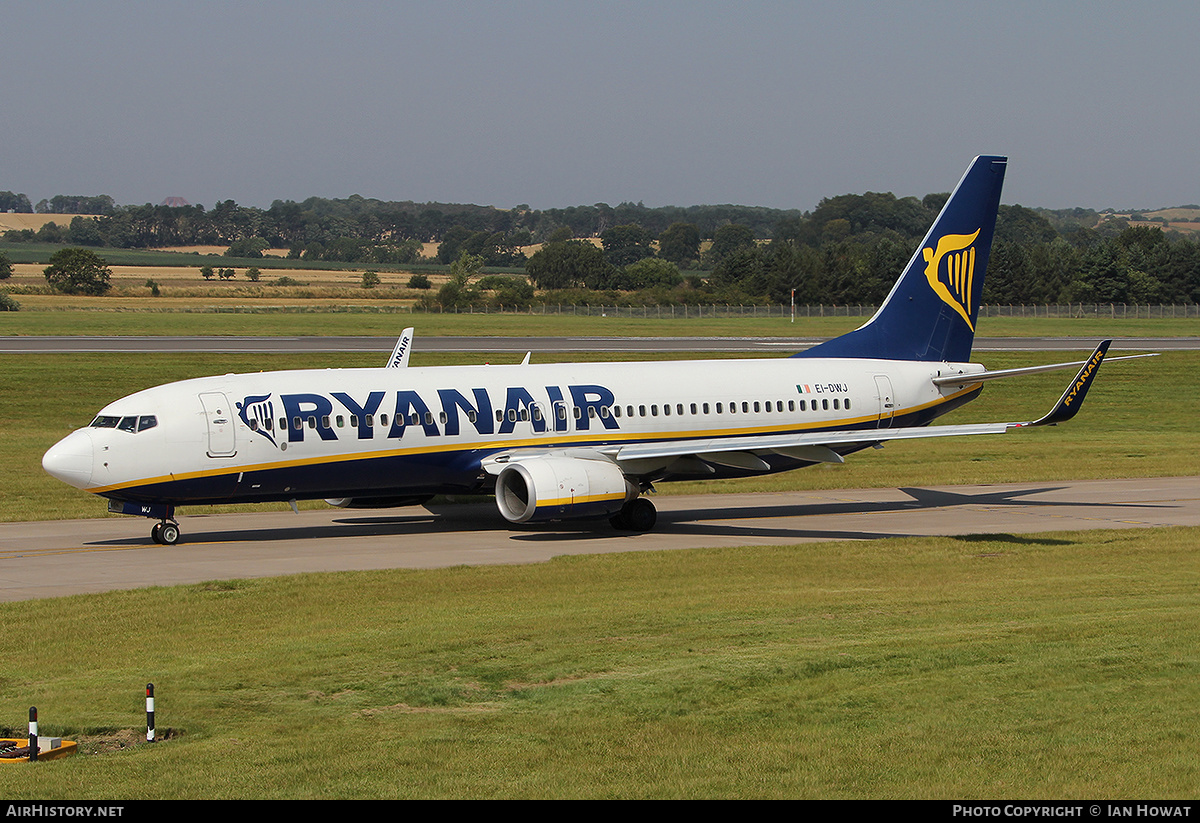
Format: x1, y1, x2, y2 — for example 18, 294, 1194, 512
1020, 340, 1111, 427
386, 327, 415, 368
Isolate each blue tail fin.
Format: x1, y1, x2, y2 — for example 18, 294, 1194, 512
794, 155, 1007, 362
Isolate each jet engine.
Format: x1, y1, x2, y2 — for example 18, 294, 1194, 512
494, 457, 636, 523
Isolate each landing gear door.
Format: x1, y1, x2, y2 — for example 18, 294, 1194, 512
199, 392, 237, 457
874, 375, 895, 428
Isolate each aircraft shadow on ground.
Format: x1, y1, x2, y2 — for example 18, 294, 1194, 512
85, 485, 1173, 548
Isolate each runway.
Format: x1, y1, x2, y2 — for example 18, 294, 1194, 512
0, 335, 1191, 354
1, 476, 1196, 602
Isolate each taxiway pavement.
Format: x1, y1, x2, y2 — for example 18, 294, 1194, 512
1, 476, 1196, 602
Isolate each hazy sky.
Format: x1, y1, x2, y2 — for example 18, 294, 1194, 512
4, 1, 1198, 213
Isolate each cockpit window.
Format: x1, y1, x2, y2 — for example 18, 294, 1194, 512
89, 414, 158, 433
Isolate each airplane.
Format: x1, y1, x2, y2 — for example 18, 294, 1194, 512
42, 155, 1136, 545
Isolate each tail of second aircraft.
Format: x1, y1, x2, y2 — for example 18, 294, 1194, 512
795, 155, 1007, 363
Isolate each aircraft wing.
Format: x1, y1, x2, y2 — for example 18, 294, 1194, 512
482, 340, 1115, 477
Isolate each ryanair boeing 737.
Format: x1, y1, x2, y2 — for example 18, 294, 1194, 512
43, 156, 1126, 545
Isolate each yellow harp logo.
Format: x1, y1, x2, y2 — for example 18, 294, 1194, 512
922, 229, 980, 330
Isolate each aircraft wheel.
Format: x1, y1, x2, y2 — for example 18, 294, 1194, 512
151, 523, 163, 544
159, 523, 180, 545
611, 498, 657, 532
625, 498, 657, 532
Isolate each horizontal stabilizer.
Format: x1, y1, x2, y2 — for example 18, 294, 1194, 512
933, 349, 1155, 387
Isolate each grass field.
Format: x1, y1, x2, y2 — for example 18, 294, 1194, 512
1, 308, 1197, 798
0, 528, 1196, 798
3, 300, 1199, 339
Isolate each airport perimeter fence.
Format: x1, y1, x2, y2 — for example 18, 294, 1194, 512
120, 302, 1200, 318
427, 303, 1200, 319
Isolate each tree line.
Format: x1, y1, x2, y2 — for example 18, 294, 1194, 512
4, 187, 1200, 304
523, 199, 1200, 306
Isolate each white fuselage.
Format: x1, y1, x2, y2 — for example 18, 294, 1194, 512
43, 356, 983, 506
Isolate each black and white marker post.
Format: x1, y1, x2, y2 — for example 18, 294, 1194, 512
28, 707, 37, 762
146, 684, 155, 742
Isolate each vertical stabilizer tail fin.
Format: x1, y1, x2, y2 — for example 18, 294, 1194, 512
794, 155, 1007, 362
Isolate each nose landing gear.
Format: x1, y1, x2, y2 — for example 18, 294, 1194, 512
107, 500, 182, 545
150, 520, 181, 545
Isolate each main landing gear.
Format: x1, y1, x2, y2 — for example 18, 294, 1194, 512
150, 518, 180, 545
609, 497, 657, 532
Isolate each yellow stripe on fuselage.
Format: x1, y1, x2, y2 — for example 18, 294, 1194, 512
87, 385, 979, 495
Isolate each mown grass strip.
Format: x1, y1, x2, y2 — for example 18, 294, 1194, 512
0, 530, 1195, 798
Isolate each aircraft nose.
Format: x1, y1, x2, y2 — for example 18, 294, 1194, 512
43, 430, 94, 489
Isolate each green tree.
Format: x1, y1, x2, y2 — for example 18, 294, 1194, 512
226, 237, 269, 258
246, 267, 261, 282
436, 252, 484, 308
525, 240, 612, 289
657, 222, 700, 265
361, 270, 380, 289
407, 274, 431, 289
0, 252, 12, 280
601, 224, 654, 267
200, 265, 215, 280
613, 257, 682, 290
0, 191, 33, 213
707, 224, 756, 265
43, 248, 112, 295
66, 216, 104, 246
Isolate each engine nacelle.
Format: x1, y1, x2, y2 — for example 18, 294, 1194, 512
495, 457, 636, 523
324, 494, 434, 509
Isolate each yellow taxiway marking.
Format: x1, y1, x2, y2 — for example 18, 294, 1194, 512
0, 544, 152, 560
